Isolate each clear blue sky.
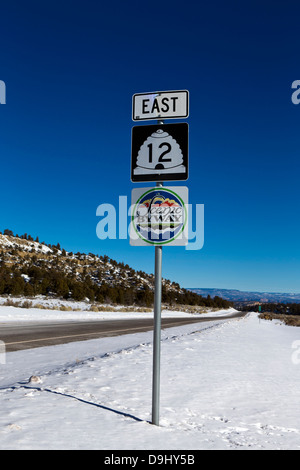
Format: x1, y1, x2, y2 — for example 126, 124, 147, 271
0, 0, 299, 293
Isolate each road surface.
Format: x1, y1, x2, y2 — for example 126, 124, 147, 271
0, 311, 245, 352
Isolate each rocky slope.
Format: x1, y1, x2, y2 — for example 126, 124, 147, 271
0, 232, 232, 308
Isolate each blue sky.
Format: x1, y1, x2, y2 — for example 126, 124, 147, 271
0, 0, 299, 293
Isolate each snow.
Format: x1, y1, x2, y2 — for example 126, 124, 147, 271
0, 308, 300, 450
0, 297, 237, 322
0, 234, 53, 254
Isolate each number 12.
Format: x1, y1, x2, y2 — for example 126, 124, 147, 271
147, 142, 172, 164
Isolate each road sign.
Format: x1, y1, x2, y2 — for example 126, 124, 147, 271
131, 123, 188, 182
130, 90, 190, 427
132, 90, 189, 121
130, 186, 188, 246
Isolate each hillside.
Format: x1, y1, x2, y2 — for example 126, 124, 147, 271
0, 231, 232, 309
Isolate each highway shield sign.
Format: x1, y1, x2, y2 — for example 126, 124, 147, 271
131, 123, 188, 182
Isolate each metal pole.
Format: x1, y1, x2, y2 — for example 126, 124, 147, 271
151, 120, 164, 426
152, 175, 163, 426
152, 243, 162, 425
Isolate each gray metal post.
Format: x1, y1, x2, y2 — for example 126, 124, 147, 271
152, 178, 163, 426
152, 243, 162, 425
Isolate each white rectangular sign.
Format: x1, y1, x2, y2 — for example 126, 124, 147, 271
132, 90, 189, 121
130, 186, 188, 246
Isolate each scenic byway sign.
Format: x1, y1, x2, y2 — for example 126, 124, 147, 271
130, 186, 188, 246
131, 123, 188, 182
132, 90, 189, 121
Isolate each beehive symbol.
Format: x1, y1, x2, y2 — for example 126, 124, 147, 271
134, 129, 186, 175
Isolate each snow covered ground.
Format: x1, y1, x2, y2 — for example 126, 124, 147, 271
0, 300, 237, 322
0, 307, 299, 450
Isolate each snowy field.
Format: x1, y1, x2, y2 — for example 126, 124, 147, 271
0, 300, 236, 322
0, 307, 300, 450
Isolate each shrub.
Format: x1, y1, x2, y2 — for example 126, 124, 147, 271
3, 299, 20, 307
89, 305, 99, 312
21, 300, 33, 309
59, 305, 72, 311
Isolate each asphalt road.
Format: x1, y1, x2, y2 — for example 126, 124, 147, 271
0, 311, 245, 352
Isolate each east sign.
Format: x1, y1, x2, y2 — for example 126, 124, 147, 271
132, 90, 189, 121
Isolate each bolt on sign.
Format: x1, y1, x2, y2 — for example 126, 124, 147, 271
131, 123, 188, 182
130, 186, 188, 246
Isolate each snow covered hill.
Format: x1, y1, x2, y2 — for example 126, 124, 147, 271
0, 311, 299, 450
0, 232, 232, 309
0, 232, 157, 294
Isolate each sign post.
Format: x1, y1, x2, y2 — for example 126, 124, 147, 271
152, 183, 163, 426
130, 91, 189, 426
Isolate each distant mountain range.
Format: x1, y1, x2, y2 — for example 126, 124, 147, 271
188, 288, 300, 304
